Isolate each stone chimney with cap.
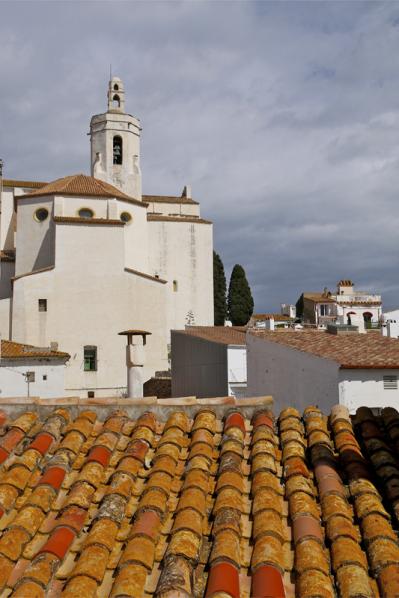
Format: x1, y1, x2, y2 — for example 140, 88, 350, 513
118, 330, 151, 397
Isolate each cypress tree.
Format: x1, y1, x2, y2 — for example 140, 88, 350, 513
213, 251, 227, 325
228, 264, 254, 326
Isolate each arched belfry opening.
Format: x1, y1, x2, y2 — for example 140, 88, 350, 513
113, 136, 123, 165
107, 77, 125, 111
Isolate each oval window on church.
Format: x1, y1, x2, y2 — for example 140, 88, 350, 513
120, 211, 132, 224
78, 208, 94, 219
34, 207, 49, 222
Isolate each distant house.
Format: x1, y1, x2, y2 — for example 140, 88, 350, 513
0, 340, 69, 397
296, 280, 382, 327
247, 327, 399, 414
171, 326, 247, 398
249, 313, 294, 329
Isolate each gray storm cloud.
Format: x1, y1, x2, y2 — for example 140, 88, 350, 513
1, 1, 399, 310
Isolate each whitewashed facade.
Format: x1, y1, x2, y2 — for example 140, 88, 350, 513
247, 331, 399, 414
0, 77, 214, 397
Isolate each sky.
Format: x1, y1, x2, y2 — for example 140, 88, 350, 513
1, 1, 399, 311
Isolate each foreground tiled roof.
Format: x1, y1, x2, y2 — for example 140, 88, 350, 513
0, 340, 69, 360
174, 326, 246, 345
0, 399, 398, 596
250, 329, 399, 369
18, 175, 146, 207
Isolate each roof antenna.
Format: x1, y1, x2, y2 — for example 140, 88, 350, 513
110, 63, 112, 81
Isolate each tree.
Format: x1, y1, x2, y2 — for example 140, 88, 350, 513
213, 251, 227, 325
228, 264, 254, 326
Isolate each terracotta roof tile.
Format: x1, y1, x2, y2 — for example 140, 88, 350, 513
0, 396, 397, 596
17, 174, 147, 207
250, 328, 399, 369
0, 339, 69, 360
174, 326, 246, 346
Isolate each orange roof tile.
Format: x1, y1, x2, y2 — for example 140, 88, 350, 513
17, 174, 147, 207
174, 326, 246, 345
0, 397, 395, 596
250, 328, 399, 369
2, 180, 47, 189
0, 340, 69, 360
54, 216, 125, 226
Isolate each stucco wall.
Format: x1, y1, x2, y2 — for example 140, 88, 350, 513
0, 188, 16, 251
227, 345, 247, 398
12, 221, 168, 397
247, 334, 340, 413
15, 197, 55, 276
339, 368, 399, 413
148, 220, 213, 335
171, 332, 228, 398
0, 359, 66, 398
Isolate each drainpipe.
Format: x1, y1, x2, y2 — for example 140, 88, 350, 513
118, 329, 151, 398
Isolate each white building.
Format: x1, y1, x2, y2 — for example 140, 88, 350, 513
0, 339, 68, 398
247, 328, 399, 414
0, 77, 214, 397
171, 326, 247, 399
298, 280, 382, 328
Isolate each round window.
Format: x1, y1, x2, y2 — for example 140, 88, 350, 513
120, 211, 132, 223
34, 208, 49, 222
78, 208, 94, 219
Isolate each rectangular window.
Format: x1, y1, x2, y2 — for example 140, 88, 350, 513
84, 346, 97, 371
42, 375, 47, 381
87, 391, 95, 398
320, 304, 327, 316
38, 299, 47, 312
26, 371, 35, 383
384, 375, 398, 390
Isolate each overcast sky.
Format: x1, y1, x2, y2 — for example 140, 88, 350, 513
1, 1, 399, 311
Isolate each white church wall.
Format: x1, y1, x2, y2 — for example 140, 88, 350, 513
15, 197, 55, 276
0, 261, 15, 301
118, 201, 149, 272
0, 299, 10, 340
57, 195, 108, 219
148, 220, 214, 334
12, 220, 168, 397
146, 202, 200, 217
0, 188, 16, 251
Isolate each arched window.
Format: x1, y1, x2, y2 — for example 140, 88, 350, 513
113, 136, 123, 165
113, 84, 119, 91
78, 208, 94, 219
112, 94, 120, 108
363, 312, 373, 329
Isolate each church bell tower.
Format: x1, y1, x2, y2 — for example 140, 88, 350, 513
90, 77, 142, 199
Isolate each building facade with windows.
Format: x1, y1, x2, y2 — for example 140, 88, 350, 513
0, 77, 214, 397
247, 328, 399, 414
296, 280, 382, 328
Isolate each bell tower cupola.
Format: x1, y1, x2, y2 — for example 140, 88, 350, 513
108, 77, 125, 112
90, 76, 142, 199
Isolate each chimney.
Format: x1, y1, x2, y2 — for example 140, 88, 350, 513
118, 330, 151, 397
181, 185, 192, 199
